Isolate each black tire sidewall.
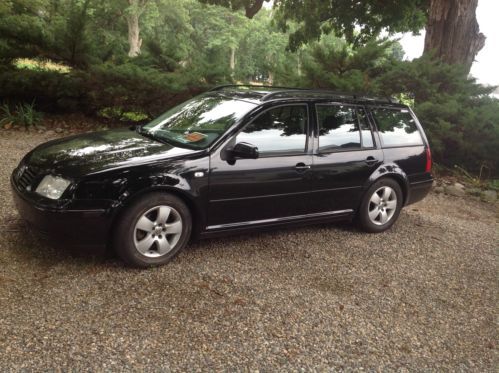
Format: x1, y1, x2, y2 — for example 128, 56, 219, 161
358, 178, 403, 233
113, 192, 192, 267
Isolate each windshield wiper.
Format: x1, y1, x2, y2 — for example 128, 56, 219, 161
136, 126, 169, 145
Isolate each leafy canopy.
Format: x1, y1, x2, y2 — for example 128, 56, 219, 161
199, 0, 428, 50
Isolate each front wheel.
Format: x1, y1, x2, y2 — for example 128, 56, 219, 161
358, 179, 403, 233
113, 192, 192, 267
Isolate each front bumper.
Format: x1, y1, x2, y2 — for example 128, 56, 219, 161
11, 175, 113, 248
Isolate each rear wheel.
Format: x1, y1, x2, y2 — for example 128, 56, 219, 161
358, 178, 403, 233
113, 193, 191, 267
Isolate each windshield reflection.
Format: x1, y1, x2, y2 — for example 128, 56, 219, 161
142, 95, 256, 149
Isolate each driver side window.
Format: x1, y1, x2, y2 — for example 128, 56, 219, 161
236, 105, 308, 155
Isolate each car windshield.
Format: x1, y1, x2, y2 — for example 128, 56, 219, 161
140, 94, 257, 149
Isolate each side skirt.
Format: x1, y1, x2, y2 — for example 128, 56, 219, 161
199, 209, 354, 239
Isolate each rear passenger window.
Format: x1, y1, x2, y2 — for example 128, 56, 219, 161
316, 104, 374, 151
316, 105, 360, 151
371, 108, 423, 147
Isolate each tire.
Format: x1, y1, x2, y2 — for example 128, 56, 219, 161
113, 192, 192, 268
358, 178, 403, 233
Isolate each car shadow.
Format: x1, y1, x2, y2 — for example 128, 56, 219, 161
3, 218, 115, 267
185, 220, 357, 254
4, 217, 357, 267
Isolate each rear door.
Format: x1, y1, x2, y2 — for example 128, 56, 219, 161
206, 103, 315, 228
309, 103, 383, 213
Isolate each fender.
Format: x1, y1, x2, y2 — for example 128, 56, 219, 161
362, 162, 410, 205
75, 157, 210, 241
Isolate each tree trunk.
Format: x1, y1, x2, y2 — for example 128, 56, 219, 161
125, 0, 148, 58
268, 70, 274, 85
229, 46, 236, 76
423, 0, 485, 73
245, 0, 265, 19
126, 13, 142, 57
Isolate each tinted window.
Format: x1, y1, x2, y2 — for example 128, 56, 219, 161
358, 108, 374, 148
143, 95, 256, 149
372, 108, 423, 147
317, 105, 361, 151
236, 105, 308, 154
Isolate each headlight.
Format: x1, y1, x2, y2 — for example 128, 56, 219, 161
35, 175, 71, 200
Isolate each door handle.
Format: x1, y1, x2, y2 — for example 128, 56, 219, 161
295, 162, 311, 171
365, 156, 378, 166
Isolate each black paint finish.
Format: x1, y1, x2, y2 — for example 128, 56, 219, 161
11, 90, 433, 247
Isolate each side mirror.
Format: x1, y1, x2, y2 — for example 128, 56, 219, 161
229, 142, 259, 160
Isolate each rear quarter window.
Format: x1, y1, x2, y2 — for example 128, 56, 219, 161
371, 108, 423, 147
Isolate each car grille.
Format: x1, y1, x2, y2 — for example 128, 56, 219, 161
16, 165, 39, 191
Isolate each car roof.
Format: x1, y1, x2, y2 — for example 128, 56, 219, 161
208, 84, 407, 108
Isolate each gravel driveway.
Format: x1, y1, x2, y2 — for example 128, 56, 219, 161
0, 130, 497, 371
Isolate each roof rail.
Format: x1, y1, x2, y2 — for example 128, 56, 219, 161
261, 89, 398, 104
209, 84, 306, 92
209, 85, 399, 104
261, 89, 352, 102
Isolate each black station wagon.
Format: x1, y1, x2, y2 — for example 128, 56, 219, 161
11, 86, 433, 267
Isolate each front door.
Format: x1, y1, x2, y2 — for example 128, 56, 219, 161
207, 104, 314, 228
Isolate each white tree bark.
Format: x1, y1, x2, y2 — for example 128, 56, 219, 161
127, 12, 142, 57
125, 0, 148, 58
268, 70, 274, 85
229, 46, 236, 76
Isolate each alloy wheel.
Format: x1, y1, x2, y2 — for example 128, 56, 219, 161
368, 186, 398, 226
133, 205, 183, 258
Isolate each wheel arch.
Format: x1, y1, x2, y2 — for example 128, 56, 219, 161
362, 164, 409, 207
108, 186, 205, 246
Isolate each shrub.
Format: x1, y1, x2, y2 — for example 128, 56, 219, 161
375, 56, 499, 175
0, 100, 43, 128
78, 62, 202, 116
0, 66, 85, 112
0, 62, 207, 117
97, 107, 149, 122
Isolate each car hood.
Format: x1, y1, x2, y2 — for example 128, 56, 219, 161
26, 128, 198, 177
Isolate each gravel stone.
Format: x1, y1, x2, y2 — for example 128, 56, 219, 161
467, 187, 482, 197
433, 186, 444, 194
480, 190, 497, 203
445, 184, 466, 197
0, 130, 497, 370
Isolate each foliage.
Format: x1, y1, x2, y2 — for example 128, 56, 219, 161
14, 58, 71, 73
0, 100, 43, 128
0, 62, 205, 116
0, 0, 497, 176
202, 0, 428, 50
298, 47, 499, 174
297, 34, 404, 92
374, 56, 499, 174
98, 107, 149, 122
0, 66, 86, 112
274, 0, 427, 50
